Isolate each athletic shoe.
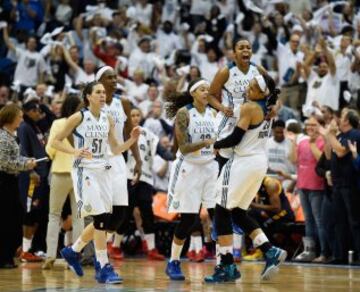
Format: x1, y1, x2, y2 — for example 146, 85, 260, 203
96, 263, 123, 284
165, 260, 185, 280
194, 250, 205, 262
243, 249, 263, 261
60, 247, 83, 277
108, 246, 124, 260
233, 249, 242, 263
94, 259, 101, 277
202, 246, 215, 259
204, 264, 241, 283
42, 257, 56, 270
20, 251, 43, 263
261, 247, 287, 281
147, 248, 165, 261
187, 250, 196, 261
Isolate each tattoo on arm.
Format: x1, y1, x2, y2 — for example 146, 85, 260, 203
176, 108, 208, 154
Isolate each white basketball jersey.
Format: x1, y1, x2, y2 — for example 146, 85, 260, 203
234, 118, 273, 157
222, 62, 260, 109
103, 95, 127, 143
177, 105, 217, 164
73, 109, 110, 169
127, 126, 159, 185
216, 63, 261, 158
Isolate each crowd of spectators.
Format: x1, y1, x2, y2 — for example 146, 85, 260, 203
0, 0, 360, 268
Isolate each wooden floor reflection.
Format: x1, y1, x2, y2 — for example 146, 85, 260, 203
0, 259, 359, 291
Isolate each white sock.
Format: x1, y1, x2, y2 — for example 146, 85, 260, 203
216, 244, 221, 265
95, 249, 109, 268
189, 236, 196, 251
71, 237, 87, 253
23, 237, 32, 252
233, 233, 242, 250
106, 233, 113, 243
194, 236, 202, 253
252, 233, 269, 248
64, 231, 73, 246
170, 241, 184, 262
113, 234, 123, 248
144, 233, 155, 251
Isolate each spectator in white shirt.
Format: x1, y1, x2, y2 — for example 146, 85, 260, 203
156, 21, 181, 58
303, 38, 339, 112
128, 36, 156, 80
266, 120, 296, 183
2, 27, 47, 89
121, 69, 149, 106
334, 35, 353, 108
199, 45, 222, 82
131, 0, 153, 27
62, 45, 95, 86
143, 100, 172, 138
139, 84, 160, 118
276, 33, 305, 111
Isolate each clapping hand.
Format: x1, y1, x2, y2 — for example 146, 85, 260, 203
348, 140, 358, 159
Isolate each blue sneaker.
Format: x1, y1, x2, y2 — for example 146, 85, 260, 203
97, 263, 123, 284
261, 247, 287, 281
165, 260, 185, 280
204, 263, 241, 283
60, 247, 83, 277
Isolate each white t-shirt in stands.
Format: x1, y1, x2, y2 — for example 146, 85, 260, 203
305, 70, 340, 111
14, 48, 47, 87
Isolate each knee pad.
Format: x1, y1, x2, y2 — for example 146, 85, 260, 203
93, 213, 111, 230
174, 213, 197, 240
232, 208, 259, 234
215, 204, 232, 236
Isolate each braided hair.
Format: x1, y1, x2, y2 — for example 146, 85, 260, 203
164, 78, 205, 119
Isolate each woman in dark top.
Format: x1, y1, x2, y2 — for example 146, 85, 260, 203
0, 104, 37, 268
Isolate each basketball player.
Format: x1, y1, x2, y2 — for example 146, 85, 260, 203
95, 66, 142, 259
205, 74, 287, 283
52, 81, 140, 284
164, 78, 217, 280
123, 107, 173, 260
208, 38, 264, 266
208, 39, 263, 169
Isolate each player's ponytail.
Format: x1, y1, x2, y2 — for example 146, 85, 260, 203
164, 78, 207, 118
262, 72, 280, 108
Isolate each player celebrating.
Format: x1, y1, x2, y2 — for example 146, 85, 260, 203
208, 39, 262, 169
164, 78, 217, 280
52, 81, 140, 284
205, 74, 287, 283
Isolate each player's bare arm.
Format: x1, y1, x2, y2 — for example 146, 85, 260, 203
176, 107, 213, 154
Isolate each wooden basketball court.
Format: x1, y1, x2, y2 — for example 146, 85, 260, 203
0, 259, 359, 291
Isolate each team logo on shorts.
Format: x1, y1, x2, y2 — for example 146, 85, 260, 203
85, 176, 91, 186
172, 200, 180, 209
84, 204, 92, 213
